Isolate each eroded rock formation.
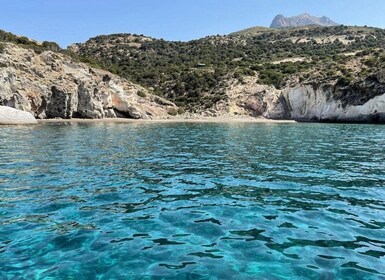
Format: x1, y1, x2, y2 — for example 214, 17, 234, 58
282, 76, 385, 122
0, 43, 176, 119
215, 72, 385, 123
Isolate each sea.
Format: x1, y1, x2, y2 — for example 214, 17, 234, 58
1, 122, 385, 279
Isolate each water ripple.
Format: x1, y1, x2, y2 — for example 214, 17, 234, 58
1, 123, 385, 279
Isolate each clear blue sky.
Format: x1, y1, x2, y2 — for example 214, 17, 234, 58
0, 0, 384, 47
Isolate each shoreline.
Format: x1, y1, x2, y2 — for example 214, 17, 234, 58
37, 116, 296, 124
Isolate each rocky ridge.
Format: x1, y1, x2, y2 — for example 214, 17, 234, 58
0, 42, 176, 120
270, 14, 339, 29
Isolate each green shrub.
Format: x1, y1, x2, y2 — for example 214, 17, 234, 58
177, 107, 185, 114
337, 76, 353, 85
16, 36, 30, 45
167, 108, 179, 116
137, 90, 146, 98
42, 41, 61, 52
364, 58, 377, 67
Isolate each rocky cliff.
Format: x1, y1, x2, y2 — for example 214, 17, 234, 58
213, 72, 385, 123
0, 42, 176, 119
270, 14, 338, 29
281, 75, 385, 122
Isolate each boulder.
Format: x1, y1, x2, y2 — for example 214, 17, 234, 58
0, 106, 38, 125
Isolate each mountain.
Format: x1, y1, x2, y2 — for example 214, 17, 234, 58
270, 13, 339, 29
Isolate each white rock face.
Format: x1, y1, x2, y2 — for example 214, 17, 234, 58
218, 75, 385, 123
0, 106, 38, 125
0, 43, 176, 119
283, 84, 385, 122
284, 85, 342, 120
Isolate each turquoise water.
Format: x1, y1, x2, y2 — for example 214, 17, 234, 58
1, 123, 385, 279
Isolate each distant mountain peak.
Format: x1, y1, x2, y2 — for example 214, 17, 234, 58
270, 13, 339, 29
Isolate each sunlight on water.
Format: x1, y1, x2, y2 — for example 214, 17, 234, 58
1, 122, 385, 279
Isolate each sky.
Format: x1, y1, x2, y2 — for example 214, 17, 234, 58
0, 0, 384, 47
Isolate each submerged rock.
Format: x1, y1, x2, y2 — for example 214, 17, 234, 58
0, 105, 38, 125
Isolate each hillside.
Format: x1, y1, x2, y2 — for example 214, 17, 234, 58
70, 26, 385, 114
1, 24, 385, 122
0, 30, 176, 119
230, 26, 272, 36
270, 14, 338, 29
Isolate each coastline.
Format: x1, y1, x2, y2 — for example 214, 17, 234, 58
37, 116, 296, 124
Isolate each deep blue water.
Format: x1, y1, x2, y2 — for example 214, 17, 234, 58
1, 122, 385, 279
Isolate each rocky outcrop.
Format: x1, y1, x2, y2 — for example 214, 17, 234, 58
0, 43, 177, 119
270, 14, 338, 29
0, 105, 37, 125
201, 76, 288, 119
224, 72, 385, 123
281, 77, 385, 123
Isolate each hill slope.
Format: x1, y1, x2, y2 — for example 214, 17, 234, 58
0, 31, 176, 119
2, 25, 385, 122
70, 26, 385, 114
